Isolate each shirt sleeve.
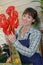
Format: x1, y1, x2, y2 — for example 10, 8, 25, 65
13, 31, 41, 57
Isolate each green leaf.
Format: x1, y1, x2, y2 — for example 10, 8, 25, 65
31, 0, 40, 2
31, 0, 43, 3
40, 6, 43, 9
32, 21, 39, 28
41, 0, 43, 1
0, 47, 2, 52
31, 1, 40, 2
37, 6, 43, 9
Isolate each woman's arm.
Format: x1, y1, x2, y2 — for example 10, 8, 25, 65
7, 31, 41, 57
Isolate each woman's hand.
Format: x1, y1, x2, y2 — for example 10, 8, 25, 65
6, 57, 11, 63
6, 33, 16, 43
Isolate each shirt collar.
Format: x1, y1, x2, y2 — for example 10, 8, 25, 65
18, 25, 34, 36
17, 26, 34, 39
26, 26, 34, 34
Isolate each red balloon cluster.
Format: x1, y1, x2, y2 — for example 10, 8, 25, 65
0, 6, 19, 35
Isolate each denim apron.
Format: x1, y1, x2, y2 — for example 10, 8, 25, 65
18, 33, 43, 65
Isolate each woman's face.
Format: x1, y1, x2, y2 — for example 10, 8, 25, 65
22, 13, 35, 26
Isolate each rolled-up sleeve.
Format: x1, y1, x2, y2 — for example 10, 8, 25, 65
13, 31, 41, 57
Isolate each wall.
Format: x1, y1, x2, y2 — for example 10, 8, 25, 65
0, 0, 41, 24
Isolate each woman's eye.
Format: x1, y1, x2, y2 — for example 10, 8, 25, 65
28, 16, 30, 19
23, 15, 26, 17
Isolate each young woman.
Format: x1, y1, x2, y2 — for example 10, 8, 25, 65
7, 7, 43, 65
